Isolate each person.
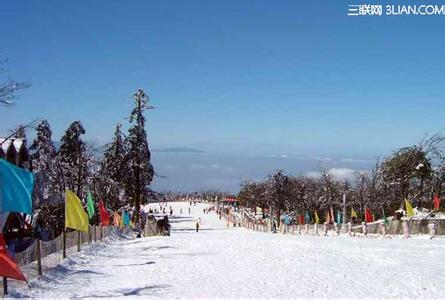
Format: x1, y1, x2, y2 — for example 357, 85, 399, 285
170, 209, 173, 216
180, 208, 183, 214
196, 221, 200, 232
272, 220, 277, 233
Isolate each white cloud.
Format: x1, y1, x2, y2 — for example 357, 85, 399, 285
314, 156, 332, 162
327, 168, 356, 181
190, 163, 236, 173
340, 158, 371, 164
306, 171, 321, 178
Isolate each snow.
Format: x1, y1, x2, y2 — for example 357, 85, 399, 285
12, 139, 24, 152
0, 138, 12, 153
8, 202, 445, 298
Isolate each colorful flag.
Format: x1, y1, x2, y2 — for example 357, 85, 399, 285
299, 214, 305, 225
405, 198, 414, 217
99, 200, 110, 226
365, 207, 373, 223
433, 194, 441, 211
86, 191, 95, 219
113, 211, 121, 227
314, 211, 320, 224
336, 210, 342, 224
65, 190, 89, 232
325, 211, 331, 224
382, 208, 389, 225
123, 211, 130, 226
351, 208, 358, 219
0, 159, 34, 214
304, 211, 311, 223
0, 234, 27, 281
284, 215, 290, 225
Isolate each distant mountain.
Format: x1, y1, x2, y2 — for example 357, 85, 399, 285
153, 147, 206, 154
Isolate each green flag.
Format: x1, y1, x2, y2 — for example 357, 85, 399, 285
382, 208, 389, 225
86, 191, 95, 219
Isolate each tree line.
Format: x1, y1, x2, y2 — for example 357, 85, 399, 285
26, 89, 154, 237
238, 135, 445, 227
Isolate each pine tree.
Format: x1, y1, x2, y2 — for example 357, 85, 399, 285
125, 89, 154, 223
97, 123, 128, 210
30, 119, 57, 204
58, 121, 89, 198
14, 124, 27, 139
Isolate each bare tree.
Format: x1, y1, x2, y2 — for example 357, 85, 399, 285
0, 59, 30, 106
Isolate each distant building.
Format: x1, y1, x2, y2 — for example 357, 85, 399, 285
0, 137, 31, 170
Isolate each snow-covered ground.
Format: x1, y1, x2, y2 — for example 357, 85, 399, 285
9, 202, 445, 298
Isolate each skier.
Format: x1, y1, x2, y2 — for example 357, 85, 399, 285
170, 209, 173, 216
180, 208, 183, 214
196, 220, 200, 232
188, 207, 191, 214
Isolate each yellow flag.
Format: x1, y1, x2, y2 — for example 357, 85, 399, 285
314, 211, 320, 224
405, 198, 414, 217
351, 208, 357, 219
120, 213, 125, 228
65, 190, 89, 232
113, 211, 121, 227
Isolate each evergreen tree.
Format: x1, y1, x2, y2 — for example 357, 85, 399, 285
30, 119, 57, 204
58, 121, 89, 197
125, 89, 154, 223
14, 124, 27, 139
97, 123, 128, 210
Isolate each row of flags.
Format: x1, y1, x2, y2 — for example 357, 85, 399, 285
0, 159, 132, 283
65, 190, 131, 232
292, 196, 442, 225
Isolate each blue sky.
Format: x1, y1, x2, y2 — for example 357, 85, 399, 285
1, 1, 444, 161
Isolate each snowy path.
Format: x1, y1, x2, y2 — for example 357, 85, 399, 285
10, 202, 445, 298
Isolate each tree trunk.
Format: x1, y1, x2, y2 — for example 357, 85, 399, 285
134, 166, 140, 224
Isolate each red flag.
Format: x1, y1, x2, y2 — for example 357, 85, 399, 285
0, 234, 27, 282
330, 207, 335, 224
433, 194, 441, 211
99, 200, 110, 226
365, 207, 373, 223
299, 215, 305, 225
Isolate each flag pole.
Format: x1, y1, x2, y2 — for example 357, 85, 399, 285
63, 190, 66, 258
3, 277, 7, 295
341, 193, 347, 233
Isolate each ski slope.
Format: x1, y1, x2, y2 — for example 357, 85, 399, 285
9, 202, 445, 298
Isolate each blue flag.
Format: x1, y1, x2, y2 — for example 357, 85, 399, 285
304, 211, 311, 223
123, 211, 130, 226
0, 159, 34, 214
336, 211, 342, 224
